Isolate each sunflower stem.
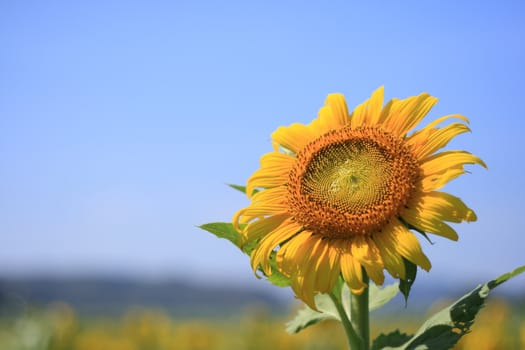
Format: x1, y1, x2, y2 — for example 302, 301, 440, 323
329, 292, 361, 350
351, 272, 370, 350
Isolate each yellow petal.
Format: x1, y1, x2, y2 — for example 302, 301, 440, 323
339, 241, 366, 294
276, 231, 312, 275
388, 220, 431, 271
408, 122, 471, 159
324, 93, 350, 126
350, 86, 385, 128
350, 236, 385, 286
373, 229, 406, 279
280, 236, 342, 307
382, 95, 419, 134
350, 101, 368, 128
377, 98, 397, 125
313, 240, 341, 294
407, 191, 477, 224
237, 187, 288, 224
309, 105, 341, 134
366, 86, 385, 125
271, 123, 316, 154
399, 95, 438, 135
383, 94, 437, 137
401, 206, 460, 241
246, 152, 294, 197
407, 114, 470, 148
421, 150, 487, 176
419, 113, 470, 131
299, 238, 326, 307
285, 234, 319, 309
240, 214, 288, 248
325, 243, 343, 293
421, 166, 466, 191
250, 218, 301, 275
238, 204, 286, 222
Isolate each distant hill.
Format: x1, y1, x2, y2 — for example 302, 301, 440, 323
0, 277, 289, 317
1, 276, 522, 318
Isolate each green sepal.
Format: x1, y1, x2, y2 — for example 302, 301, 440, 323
377, 265, 525, 350
371, 330, 413, 350
399, 258, 417, 306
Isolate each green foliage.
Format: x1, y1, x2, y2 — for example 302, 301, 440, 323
265, 270, 291, 287
399, 258, 417, 306
372, 330, 412, 350
369, 282, 399, 311
201, 184, 291, 288
227, 183, 247, 194
266, 252, 291, 287
199, 222, 291, 288
287, 282, 399, 334
490, 264, 525, 288
199, 222, 241, 246
227, 183, 259, 196
374, 265, 525, 350
3, 299, 524, 350
286, 292, 341, 334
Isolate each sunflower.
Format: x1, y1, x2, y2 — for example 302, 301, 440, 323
233, 87, 485, 307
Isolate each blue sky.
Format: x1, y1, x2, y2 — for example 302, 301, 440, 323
1, 1, 524, 292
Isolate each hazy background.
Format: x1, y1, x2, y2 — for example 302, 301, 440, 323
1, 0, 524, 299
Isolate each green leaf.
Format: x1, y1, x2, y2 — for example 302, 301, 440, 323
265, 252, 291, 287
199, 222, 241, 246
227, 183, 247, 194
379, 265, 525, 350
369, 282, 399, 311
228, 183, 260, 196
399, 258, 417, 305
266, 269, 290, 287
372, 330, 413, 350
490, 264, 525, 288
285, 306, 334, 334
200, 221, 290, 286
287, 282, 398, 334
199, 221, 257, 255
240, 239, 258, 256
286, 292, 342, 334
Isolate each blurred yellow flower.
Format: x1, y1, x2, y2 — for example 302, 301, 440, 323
234, 87, 485, 307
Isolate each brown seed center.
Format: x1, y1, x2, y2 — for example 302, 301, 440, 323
287, 127, 419, 238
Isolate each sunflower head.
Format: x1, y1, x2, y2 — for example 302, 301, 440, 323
234, 87, 486, 308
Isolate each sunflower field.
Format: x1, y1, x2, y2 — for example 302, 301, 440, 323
1, 298, 524, 350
